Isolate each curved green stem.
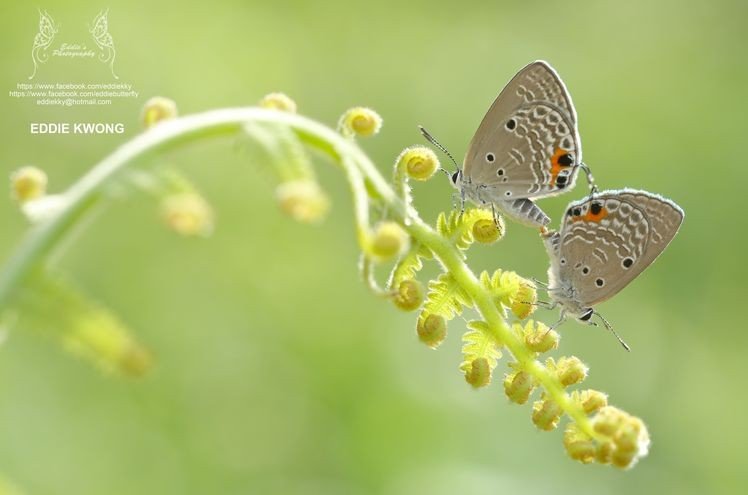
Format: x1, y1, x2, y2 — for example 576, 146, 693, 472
0, 106, 598, 440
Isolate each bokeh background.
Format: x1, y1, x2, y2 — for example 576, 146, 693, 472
1, 0, 746, 493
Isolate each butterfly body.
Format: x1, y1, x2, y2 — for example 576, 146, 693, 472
543, 189, 684, 323
456, 60, 586, 227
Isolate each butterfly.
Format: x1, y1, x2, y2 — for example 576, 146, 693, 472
422, 60, 594, 228
540, 189, 684, 349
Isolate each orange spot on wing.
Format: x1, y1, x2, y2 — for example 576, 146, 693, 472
549, 147, 570, 186
571, 207, 609, 223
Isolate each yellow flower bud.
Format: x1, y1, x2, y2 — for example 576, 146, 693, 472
472, 215, 504, 244
523, 321, 559, 353
510, 277, 537, 319
577, 389, 608, 414
613, 416, 650, 468
464, 357, 491, 388
532, 398, 563, 431
160, 193, 214, 237
563, 423, 596, 464
592, 406, 626, 437
275, 180, 331, 224
141, 96, 178, 128
259, 92, 297, 113
556, 356, 588, 387
368, 221, 409, 262
595, 441, 614, 464
396, 146, 439, 181
10, 166, 47, 204
119, 345, 153, 377
612, 449, 637, 469
417, 313, 446, 349
504, 370, 535, 404
339, 107, 382, 137
392, 279, 423, 312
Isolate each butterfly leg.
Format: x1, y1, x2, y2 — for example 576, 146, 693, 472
490, 202, 501, 227
458, 187, 466, 221
546, 309, 567, 334
534, 300, 557, 309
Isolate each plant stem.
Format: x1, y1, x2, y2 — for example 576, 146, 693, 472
0, 106, 598, 439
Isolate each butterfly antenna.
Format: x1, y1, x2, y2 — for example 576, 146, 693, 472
594, 311, 630, 352
418, 125, 460, 175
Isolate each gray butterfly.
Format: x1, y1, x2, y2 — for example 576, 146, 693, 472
540, 189, 684, 349
423, 60, 592, 228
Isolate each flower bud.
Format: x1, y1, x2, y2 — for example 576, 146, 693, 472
259, 92, 297, 113
577, 389, 608, 414
595, 441, 614, 464
556, 356, 588, 387
396, 146, 439, 181
472, 215, 503, 244
275, 180, 331, 223
339, 107, 382, 137
592, 406, 626, 437
464, 357, 491, 388
141, 96, 177, 128
119, 345, 153, 377
532, 398, 563, 431
368, 221, 409, 262
510, 277, 536, 319
563, 423, 596, 464
523, 321, 559, 353
160, 193, 214, 237
504, 370, 535, 404
416, 313, 446, 349
392, 279, 423, 312
10, 166, 47, 204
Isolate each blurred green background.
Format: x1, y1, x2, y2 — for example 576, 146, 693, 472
1, 0, 746, 493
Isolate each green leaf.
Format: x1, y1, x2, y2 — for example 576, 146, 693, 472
459, 320, 502, 373
422, 272, 471, 321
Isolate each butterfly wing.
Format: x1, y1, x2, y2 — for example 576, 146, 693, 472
556, 189, 684, 306
463, 61, 582, 200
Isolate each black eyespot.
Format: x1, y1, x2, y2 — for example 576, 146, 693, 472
566, 208, 573, 217
572, 208, 581, 216
505, 191, 512, 197
590, 202, 602, 215
486, 153, 495, 162
497, 169, 504, 176
556, 175, 567, 185
582, 267, 590, 275
579, 310, 593, 321
596, 278, 604, 287
506, 119, 516, 130
451, 171, 460, 184
560, 258, 566, 265
557, 153, 573, 166
623, 258, 634, 268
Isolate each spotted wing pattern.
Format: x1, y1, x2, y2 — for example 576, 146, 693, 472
556, 189, 684, 306
463, 61, 581, 200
